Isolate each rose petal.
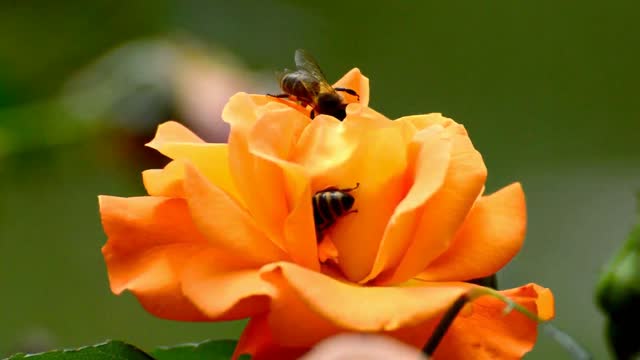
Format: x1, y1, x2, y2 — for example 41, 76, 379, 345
233, 315, 309, 360
133, 283, 208, 321
291, 116, 358, 186
142, 161, 185, 198
363, 125, 451, 283
234, 315, 272, 360
395, 113, 463, 133
146, 120, 205, 146
262, 266, 342, 348
235, 263, 551, 359
99, 195, 209, 320
317, 236, 339, 264
243, 108, 320, 270
146, 121, 240, 202
224, 94, 318, 265
332, 122, 409, 281
332, 68, 370, 107
222, 92, 291, 139
293, 109, 406, 281
221, 92, 262, 133
181, 249, 275, 321
419, 183, 527, 281
433, 284, 553, 359
294, 112, 409, 281
343, 102, 391, 124
506, 283, 555, 321
260, 262, 469, 338
379, 125, 487, 285
182, 162, 288, 264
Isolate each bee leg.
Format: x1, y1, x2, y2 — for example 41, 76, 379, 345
266, 93, 293, 99
316, 186, 339, 193
310, 109, 316, 119
339, 182, 360, 193
334, 87, 360, 101
316, 183, 359, 193
345, 209, 359, 216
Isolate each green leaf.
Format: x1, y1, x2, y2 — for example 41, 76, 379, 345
6, 340, 154, 359
151, 339, 249, 360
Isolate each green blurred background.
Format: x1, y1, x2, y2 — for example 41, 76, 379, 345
1, 1, 639, 358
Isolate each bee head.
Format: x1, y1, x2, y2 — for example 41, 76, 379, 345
316, 92, 347, 120
340, 192, 355, 211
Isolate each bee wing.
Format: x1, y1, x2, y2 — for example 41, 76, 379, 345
275, 67, 294, 83
294, 49, 329, 83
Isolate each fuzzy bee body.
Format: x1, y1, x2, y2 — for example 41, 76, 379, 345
312, 183, 359, 241
269, 49, 359, 120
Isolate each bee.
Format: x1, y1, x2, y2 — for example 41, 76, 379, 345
269, 49, 360, 120
312, 183, 360, 241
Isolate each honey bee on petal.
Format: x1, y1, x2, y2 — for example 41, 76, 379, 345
313, 183, 360, 241
268, 49, 359, 120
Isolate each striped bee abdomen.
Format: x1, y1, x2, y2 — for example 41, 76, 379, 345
312, 183, 359, 241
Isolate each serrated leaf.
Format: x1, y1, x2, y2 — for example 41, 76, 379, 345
5, 340, 154, 360
151, 339, 248, 360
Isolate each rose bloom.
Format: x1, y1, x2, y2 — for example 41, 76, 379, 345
99, 69, 554, 359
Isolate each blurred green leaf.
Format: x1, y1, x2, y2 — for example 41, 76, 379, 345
0, 99, 104, 157
6, 340, 154, 360
151, 339, 248, 360
596, 194, 640, 359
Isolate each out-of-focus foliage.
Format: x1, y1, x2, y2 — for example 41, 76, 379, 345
7, 341, 153, 360
596, 195, 640, 359
152, 340, 242, 360
1, 1, 639, 359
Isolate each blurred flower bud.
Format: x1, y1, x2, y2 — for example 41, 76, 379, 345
61, 35, 272, 142
299, 333, 429, 360
596, 193, 640, 360
172, 40, 272, 143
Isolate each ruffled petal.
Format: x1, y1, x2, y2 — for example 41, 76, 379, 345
223, 93, 319, 267
379, 124, 487, 285
222, 92, 290, 140
181, 162, 288, 265
332, 68, 370, 107
145, 121, 240, 202
260, 262, 469, 339
261, 265, 342, 348
234, 315, 309, 360
419, 183, 527, 281
142, 161, 186, 198
363, 125, 451, 283
294, 110, 409, 281
146, 120, 205, 146
181, 249, 275, 321
433, 284, 554, 359
99, 195, 209, 320
330, 120, 408, 281
246, 110, 319, 270
291, 116, 358, 186
395, 113, 462, 133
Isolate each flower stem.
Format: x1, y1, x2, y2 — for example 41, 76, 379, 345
422, 293, 470, 356
422, 286, 591, 359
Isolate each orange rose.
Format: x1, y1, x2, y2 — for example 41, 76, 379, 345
99, 69, 554, 359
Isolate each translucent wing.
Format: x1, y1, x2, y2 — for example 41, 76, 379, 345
294, 49, 329, 82
275, 68, 290, 85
